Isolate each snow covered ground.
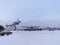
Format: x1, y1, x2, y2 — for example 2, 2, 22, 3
0, 31, 60, 45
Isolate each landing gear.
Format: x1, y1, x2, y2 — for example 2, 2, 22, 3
6, 32, 12, 35
0, 33, 5, 36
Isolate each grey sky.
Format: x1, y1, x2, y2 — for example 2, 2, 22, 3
0, 0, 60, 27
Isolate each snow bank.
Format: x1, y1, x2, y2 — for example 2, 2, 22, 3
0, 31, 60, 45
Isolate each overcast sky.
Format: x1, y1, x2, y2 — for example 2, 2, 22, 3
0, 0, 60, 27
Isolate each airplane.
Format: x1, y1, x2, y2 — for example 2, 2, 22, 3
0, 25, 12, 36
0, 18, 21, 36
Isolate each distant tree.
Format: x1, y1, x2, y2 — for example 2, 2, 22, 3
0, 25, 5, 32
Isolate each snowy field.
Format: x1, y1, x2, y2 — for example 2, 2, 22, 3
0, 31, 60, 45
